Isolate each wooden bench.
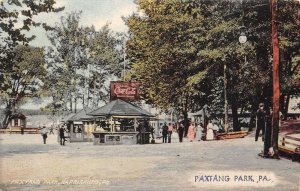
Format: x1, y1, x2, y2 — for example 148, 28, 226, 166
7, 127, 21, 134
278, 135, 300, 161
0, 128, 39, 134
216, 131, 248, 140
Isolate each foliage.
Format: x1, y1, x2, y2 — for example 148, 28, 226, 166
0, 45, 46, 127
0, 0, 64, 128
44, 12, 122, 113
125, 0, 299, 129
126, 0, 206, 114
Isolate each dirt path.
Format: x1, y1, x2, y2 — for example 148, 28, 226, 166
0, 133, 299, 191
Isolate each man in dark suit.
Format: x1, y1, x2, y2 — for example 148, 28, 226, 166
59, 126, 66, 146
255, 103, 266, 142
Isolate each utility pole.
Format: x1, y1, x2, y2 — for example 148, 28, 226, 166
271, 0, 280, 158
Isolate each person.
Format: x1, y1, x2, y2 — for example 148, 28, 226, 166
173, 123, 177, 132
195, 123, 203, 141
59, 126, 66, 146
206, 121, 214, 141
49, 126, 54, 134
255, 103, 266, 142
137, 121, 146, 144
40, 126, 48, 144
77, 127, 82, 133
21, 125, 24, 135
263, 106, 272, 156
167, 123, 173, 143
150, 125, 155, 144
187, 123, 196, 142
212, 122, 219, 139
134, 121, 139, 131
162, 123, 168, 143
177, 123, 184, 142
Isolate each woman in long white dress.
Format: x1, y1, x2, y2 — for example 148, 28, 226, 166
195, 123, 203, 141
206, 122, 214, 140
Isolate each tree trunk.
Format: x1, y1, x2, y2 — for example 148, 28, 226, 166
231, 97, 240, 131
283, 94, 290, 120
183, 110, 189, 137
2, 103, 13, 129
70, 95, 73, 113
2, 113, 10, 129
248, 111, 255, 132
279, 93, 289, 120
279, 94, 285, 118
182, 94, 189, 137
75, 97, 77, 113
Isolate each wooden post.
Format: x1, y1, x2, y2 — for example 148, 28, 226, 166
271, 0, 280, 158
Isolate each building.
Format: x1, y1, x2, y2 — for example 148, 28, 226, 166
7, 113, 26, 128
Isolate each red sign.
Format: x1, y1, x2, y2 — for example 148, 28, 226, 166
110, 81, 141, 101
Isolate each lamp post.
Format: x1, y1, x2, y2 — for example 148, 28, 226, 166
239, 31, 247, 44
239, 27, 248, 77
224, 28, 247, 133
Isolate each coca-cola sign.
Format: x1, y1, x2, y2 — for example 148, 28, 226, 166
110, 81, 141, 101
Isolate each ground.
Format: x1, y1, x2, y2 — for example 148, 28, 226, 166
0, 132, 299, 191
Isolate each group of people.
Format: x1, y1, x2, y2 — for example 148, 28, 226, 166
186, 122, 203, 142
161, 123, 174, 143
161, 120, 220, 143
40, 125, 67, 146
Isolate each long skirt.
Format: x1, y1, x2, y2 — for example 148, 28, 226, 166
196, 128, 202, 141
206, 129, 214, 140
187, 127, 195, 141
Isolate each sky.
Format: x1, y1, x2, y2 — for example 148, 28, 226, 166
29, 0, 137, 47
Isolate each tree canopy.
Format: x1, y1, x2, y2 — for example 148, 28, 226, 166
43, 12, 122, 114
125, 0, 300, 131
0, 0, 64, 128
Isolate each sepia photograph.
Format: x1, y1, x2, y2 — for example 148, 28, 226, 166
0, 0, 299, 190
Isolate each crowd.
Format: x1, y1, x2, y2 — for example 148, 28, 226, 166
160, 120, 221, 143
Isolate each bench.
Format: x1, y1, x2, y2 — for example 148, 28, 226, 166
0, 128, 39, 134
216, 131, 248, 140
279, 135, 300, 161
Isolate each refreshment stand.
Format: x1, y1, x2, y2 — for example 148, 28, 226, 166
88, 99, 154, 145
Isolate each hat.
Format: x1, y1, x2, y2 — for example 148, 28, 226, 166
259, 103, 264, 107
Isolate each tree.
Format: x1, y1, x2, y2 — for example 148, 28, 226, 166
126, 0, 299, 132
189, 0, 268, 131
0, 0, 63, 128
277, 0, 300, 119
125, 0, 208, 131
44, 12, 122, 114
126, 0, 254, 130
0, 45, 46, 128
